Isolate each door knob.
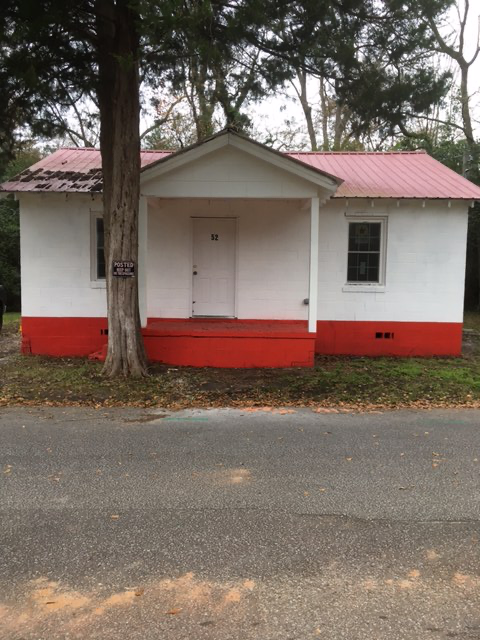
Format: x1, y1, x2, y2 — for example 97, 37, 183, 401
193, 271, 198, 275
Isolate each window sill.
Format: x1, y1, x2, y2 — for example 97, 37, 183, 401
90, 280, 106, 289
342, 284, 385, 293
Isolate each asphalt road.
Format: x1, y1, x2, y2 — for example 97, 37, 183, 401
1, 406, 480, 639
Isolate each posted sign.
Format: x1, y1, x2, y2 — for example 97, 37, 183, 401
112, 261, 135, 277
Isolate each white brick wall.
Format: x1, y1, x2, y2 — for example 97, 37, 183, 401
317, 199, 468, 323
19, 194, 107, 317
147, 198, 310, 320
19, 192, 469, 325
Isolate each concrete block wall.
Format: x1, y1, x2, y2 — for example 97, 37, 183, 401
19, 193, 469, 328
19, 194, 107, 318
317, 199, 468, 323
147, 198, 310, 320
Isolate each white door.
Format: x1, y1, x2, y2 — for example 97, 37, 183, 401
192, 218, 236, 317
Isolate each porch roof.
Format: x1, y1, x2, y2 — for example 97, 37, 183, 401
2, 129, 480, 201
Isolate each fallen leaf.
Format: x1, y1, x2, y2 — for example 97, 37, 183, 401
399, 485, 415, 491
165, 607, 183, 615
135, 588, 144, 597
304, 491, 310, 497
345, 457, 353, 462
432, 462, 439, 469
3, 465, 13, 475
110, 515, 120, 520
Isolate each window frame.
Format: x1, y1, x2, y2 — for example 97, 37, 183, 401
344, 214, 388, 290
90, 211, 106, 287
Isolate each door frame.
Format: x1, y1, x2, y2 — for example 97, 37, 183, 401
189, 216, 239, 318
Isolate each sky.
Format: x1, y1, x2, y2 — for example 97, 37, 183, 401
245, 0, 480, 146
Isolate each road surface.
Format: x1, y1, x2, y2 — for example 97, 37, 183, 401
1, 406, 480, 639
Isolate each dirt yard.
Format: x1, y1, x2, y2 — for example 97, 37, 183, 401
1, 312, 480, 410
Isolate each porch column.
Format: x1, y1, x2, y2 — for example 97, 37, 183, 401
308, 196, 319, 333
138, 195, 148, 328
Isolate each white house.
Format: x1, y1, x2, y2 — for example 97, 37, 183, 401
2, 129, 480, 367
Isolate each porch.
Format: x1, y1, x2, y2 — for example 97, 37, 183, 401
133, 131, 338, 368
143, 318, 316, 367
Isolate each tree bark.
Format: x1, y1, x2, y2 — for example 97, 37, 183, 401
190, 59, 215, 141
295, 69, 317, 151
319, 77, 329, 151
459, 61, 479, 183
95, 0, 148, 377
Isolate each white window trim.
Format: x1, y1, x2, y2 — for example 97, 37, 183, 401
90, 210, 106, 288
344, 214, 388, 291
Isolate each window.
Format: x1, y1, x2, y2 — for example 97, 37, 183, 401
347, 221, 383, 283
95, 218, 106, 279
91, 214, 106, 282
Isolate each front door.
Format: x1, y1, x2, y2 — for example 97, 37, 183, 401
192, 218, 236, 317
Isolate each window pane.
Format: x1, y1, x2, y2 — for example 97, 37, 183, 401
347, 251, 380, 282
348, 222, 381, 252
96, 218, 105, 279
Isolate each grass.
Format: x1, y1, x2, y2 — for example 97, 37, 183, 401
1, 313, 480, 410
3, 311, 20, 327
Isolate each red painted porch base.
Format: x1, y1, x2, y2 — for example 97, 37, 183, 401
315, 321, 463, 356
20, 317, 464, 365
20, 317, 315, 367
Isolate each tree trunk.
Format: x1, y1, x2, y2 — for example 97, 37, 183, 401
96, 0, 148, 377
191, 59, 214, 141
458, 62, 480, 308
296, 69, 317, 151
319, 77, 329, 151
459, 62, 479, 184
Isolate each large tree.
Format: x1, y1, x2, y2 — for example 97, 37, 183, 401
1, 1, 150, 375
1, 0, 457, 376
1, 0, 276, 376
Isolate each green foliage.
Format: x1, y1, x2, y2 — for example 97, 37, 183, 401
0, 1, 96, 166
394, 128, 467, 174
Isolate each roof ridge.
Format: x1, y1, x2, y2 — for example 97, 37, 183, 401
60, 146, 99, 151
59, 147, 173, 153
288, 150, 428, 155
58, 146, 428, 156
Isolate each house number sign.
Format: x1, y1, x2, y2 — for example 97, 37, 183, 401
211, 234, 219, 241
112, 261, 135, 277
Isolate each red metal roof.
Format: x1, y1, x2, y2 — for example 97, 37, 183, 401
288, 150, 480, 199
0, 148, 170, 194
2, 145, 480, 200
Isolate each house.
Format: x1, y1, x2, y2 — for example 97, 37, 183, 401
2, 129, 480, 368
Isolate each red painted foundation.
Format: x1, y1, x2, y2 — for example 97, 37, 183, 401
20, 317, 315, 367
315, 321, 463, 357
20, 317, 464, 366
21, 317, 108, 357
144, 319, 314, 367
